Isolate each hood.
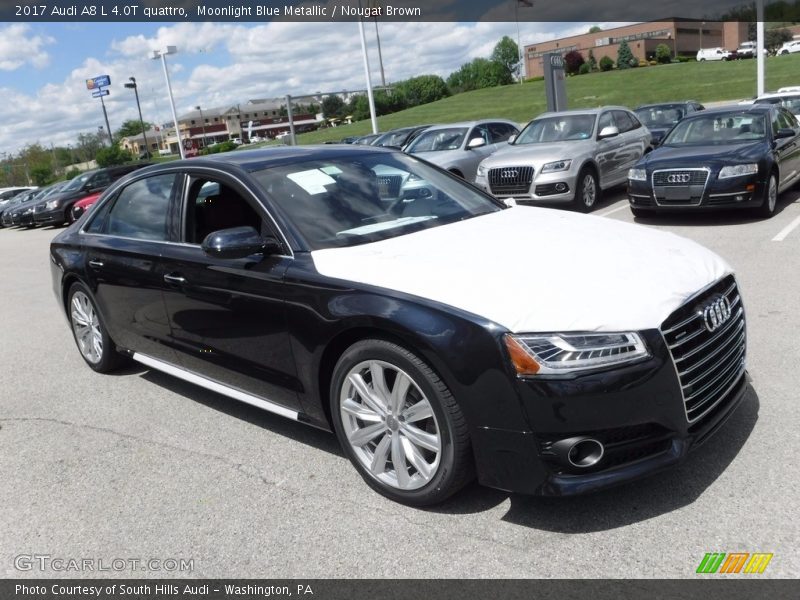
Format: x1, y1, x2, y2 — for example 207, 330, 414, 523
311, 207, 731, 333
643, 141, 766, 166
480, 140, 592, 167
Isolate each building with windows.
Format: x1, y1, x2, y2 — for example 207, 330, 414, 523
524, 20, 749, 78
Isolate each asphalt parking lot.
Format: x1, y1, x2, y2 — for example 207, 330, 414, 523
1, 188, 799, 579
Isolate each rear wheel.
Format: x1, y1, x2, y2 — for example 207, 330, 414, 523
330, 339, 473, 506
755, 173, 778, 218
67, 282, 127, 372
573, 167, 599, 212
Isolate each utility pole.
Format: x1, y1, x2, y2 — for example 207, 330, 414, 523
99, 94, 113, 146
125, 77, 150, 158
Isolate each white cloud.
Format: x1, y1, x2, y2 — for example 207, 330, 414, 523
0, 24, 54, 71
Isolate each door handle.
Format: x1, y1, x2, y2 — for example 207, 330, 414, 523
88, 259, 104, 269
163, 273, 187, 285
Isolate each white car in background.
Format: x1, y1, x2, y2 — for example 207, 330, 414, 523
777, 40, 800, 55
753, 91, 800, 117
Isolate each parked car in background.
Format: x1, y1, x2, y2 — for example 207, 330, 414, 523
475, 107, 650, 212
0, 186, 36, 206
339, 136, 360, 144
778, 86, 800, 93
230, 137, 243, 146
696, 48, 731, 61
735, 41, 766, 58
354, 133, 381, 145
406, 119, 520, 180
777, 40, 800, 55
249, 135, 264, 144
0, 189, 38, 227
753, 91, 800, 118
634, 102, 705, 146
371, 125, 431, 149
50, 146, 748, 505
627, 104, 800, 218
6, 182, 68, 227
69, 191, 103, 222
33, 163, 151, 227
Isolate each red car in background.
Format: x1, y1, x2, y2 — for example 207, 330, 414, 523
69, 191, 102, 222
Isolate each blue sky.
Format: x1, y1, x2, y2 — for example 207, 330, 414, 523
0, 21, 623, 152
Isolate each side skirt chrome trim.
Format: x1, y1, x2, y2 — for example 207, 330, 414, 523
131, 352, 299, 421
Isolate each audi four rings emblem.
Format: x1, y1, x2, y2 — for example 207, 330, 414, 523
703, 297, 732, 333
666, 173, 691, 184
501, 169, 518, 178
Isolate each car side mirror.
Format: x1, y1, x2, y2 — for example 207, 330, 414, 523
775, 128, 795, 140
598, 126, 620, 140
202, 226, 271, 259
467, 137, 486, 149
507, 134, 517, 145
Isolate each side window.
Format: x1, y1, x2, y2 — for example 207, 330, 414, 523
90, 172, 112, 190
626, 112, 643, 130
184, 177, 264, 244
84, 198, 113, 234
613, 110, 634, 133
468, 125, 490, 145
105, 174, 176, 241
597, 112, 614, 135
488, 122, 519, 143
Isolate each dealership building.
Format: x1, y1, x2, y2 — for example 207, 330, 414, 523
524, 20, 752, 78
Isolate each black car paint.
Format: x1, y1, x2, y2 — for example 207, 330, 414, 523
628, 105, 800, 211
50, 147, 746, 495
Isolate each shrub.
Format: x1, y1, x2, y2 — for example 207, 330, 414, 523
95, 144, 131, 167
564, 50, 585, 75
64, 168, 81, 180
588, 49, 598, 71
655, 43, 672, 64
578, 62, 591, 75
617, 40, 635, 70
599, 56, 614, 71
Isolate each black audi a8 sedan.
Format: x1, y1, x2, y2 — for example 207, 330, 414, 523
51, 146, 749, 505
628, 104, 800, 218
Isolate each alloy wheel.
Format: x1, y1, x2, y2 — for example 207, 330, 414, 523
71, 291, 103, 364
582, 173, 597, 208
768, 176, 777, 213
339, 360, 442, 491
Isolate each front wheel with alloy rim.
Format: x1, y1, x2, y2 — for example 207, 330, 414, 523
67, 282, 126, 372
755, 173, 778, 218
573, 167, 599, 212
330, 339, 473, 506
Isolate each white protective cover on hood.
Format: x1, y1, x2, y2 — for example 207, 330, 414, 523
310, 207, 732, 333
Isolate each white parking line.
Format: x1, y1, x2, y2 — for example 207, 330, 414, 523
772, 213, 800, 242
597, 203, 630, 218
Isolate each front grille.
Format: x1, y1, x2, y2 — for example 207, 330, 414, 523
660, 275, 746, 424
376, 175, 402, 198
652, 169, 710, 206
488, 166, 533, 196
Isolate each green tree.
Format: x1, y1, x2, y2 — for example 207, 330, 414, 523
64, 168, 81, 180
599, 56, 614, 71
491, 35, 521, 81
114, 119, 152, 141
588, 25, 603, 34
447, 57, 512, 93
95, 144, 131, 167
321, 95, 346, 119
588, 48, 598, 71
655, 43, 672, 64
30, 164, 53, 186
616, 40, 635, 70
766, 28, 792, 52
75, 132, 105, 163
392, 75, 449, 107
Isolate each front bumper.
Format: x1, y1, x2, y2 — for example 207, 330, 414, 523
475, 167, 578, 204
628, 171, 765, 211
33, 206, 65, 225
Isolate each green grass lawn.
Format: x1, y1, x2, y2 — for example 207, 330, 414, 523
292, 54, 800, 145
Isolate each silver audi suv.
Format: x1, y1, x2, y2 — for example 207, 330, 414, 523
474, 107, 651, 211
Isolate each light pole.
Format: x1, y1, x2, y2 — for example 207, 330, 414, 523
151, 46, 184, 159
124, 77, 150, 159
195, 105, 208, 148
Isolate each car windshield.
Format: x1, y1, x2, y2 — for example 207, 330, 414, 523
754, 95, 800, 114
373, 129, 414, 147
406, 128, 468, 152
514, 115, 595, 144
663, 113, 768, 144
62, 172, 94, 192
252, 153, 501, 250
635, 106, 686, 128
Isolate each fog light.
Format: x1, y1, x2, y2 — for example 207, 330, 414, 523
555, 182, 568, 193
735, 195, 744, 202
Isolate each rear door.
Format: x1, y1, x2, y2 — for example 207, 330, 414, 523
613, 110, 647, 180
81, 172, 180, 363
156, 168, 302, 411
773, 108, 800, 189
595, 110, 625, 186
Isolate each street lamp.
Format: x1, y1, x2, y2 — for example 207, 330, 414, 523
124, 77, 150, 159
195, 105, 208, 148
151, 46, 184, 159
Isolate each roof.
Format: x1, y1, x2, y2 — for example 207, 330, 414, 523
534, 106, 630, 118
421, 119, 517, 130
683, 104, 774, 116
634, 101, 698, 109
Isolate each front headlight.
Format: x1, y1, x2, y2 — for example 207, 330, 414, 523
476, 164, 486, 177
628, 168, 648, 181
540, 159, 572, 173
718, 163, 759, 179
504, 332, 650, 377
45, 200, 59, 210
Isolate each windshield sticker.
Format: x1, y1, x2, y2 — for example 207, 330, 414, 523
287, 169, 337, 195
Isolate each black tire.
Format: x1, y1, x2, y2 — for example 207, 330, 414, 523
630, 206, 655, 219
573, 167, 599, 213
754, 173, 778, 219
330, 339, 473, 506
66, 282, 127, 373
